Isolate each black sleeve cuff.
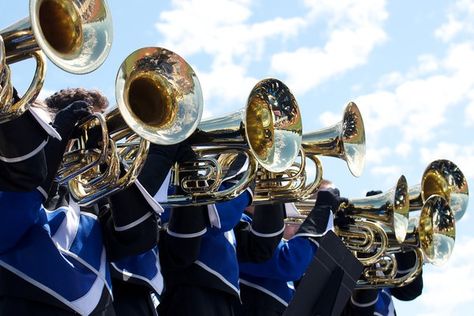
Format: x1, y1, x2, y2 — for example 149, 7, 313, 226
137, 147, 178, 197
0, 110, 49, 162
109, 183, 156, 229
294, 205, 333, 239
101, 194, 159, 261
391, 270, 423, 301
251, 203, 285, 236
167, 205, 207, 237
351, 289, 379, 306
0, 113, 49, 191
235, 220, 281, 263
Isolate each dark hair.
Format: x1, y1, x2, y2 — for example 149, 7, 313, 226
44, 88, 109, 113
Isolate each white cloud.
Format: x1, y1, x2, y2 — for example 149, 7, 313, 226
365, 146, 392, 164
435, 14, 464, 42
376, 71, 405, 89
156, 0, 304, 59
419, 142, 474, 180
201, 106, 215, 120
318, 110, 341, 127
416, 236, 474, 315
395, 143, 411, 158
155, 0, 306, 109
352, 42, 474, 159
155, 0, 388, 105
370, 165, 402, 181
271, 0, 388, 95
465, 97, 474, 126
196, 63, 257, 109
435, 0, 474, 42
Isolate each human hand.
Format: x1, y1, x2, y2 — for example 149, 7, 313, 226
53, 100, 92, 138
315, 188, 348, 213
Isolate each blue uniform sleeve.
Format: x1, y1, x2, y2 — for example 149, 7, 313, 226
0, 190, 43, 253
239, 236, 318, 281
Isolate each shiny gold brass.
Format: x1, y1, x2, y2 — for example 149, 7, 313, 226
0, 35, 46, 122
302, 101, 366, 177
189, 78, 303, 173
160, 147, 259, 207
251, 102, 366, 204
357, 195, 456, 288
0, 0, 112, 122
156, 79, 302, 206
295, 175, 410, 244
252, 151, 323, 204
409, 159, 469, 221
61, 47, 203, 205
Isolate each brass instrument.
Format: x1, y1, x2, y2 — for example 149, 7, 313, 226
357, 249, 424, 289
0, 0, 113, 122
252, 101, 365, 204
60, 47, 203, 205
339, 175, 410, 243
302, 101, 366, 177
333, 175, 410, 267
409, 159, 469, 221
357, 194, 455, 288
190, 78, 302, 173
289, 175, 410, 265
162, 147, 259, 206
296, 175, 410, 241
159, 78, 303, 207
252, 150, 323, 204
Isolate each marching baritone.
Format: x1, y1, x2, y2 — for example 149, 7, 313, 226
342, 190, 424, 316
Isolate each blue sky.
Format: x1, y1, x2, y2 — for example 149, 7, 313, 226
2, 1, 474, 314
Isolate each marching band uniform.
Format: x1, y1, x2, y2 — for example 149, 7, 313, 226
236, 189, 343, 316
103, 182, 163, 316
238, 234, 318, 315
0, 90, 58, 192
0, 92, 171, 315
157, 155, 285, 316
116, 141, 208, 315
102, 137, 212, 316
0, 99, 116, 315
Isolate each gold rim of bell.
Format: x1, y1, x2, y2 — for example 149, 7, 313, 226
116, 46, 203, 145
28, 0, 113, 74
245, 78, 303, 172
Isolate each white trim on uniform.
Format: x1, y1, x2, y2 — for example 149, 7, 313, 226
195, 260, 240, 295
207, 204, 221, 229
0, 139, 47, 163
240, 279, 289, 307
350, 294, 379, 307
250, 225, 285, 238
166, 227, 207, 238
114, 211, 153, 232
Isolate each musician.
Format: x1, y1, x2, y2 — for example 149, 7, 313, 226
107, 140, 209, 316
0, 88, 115, 315
343, 191, 424, 316
43, 88, 206, 316
236, 180, 347, 316
156, 153, 286, 316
